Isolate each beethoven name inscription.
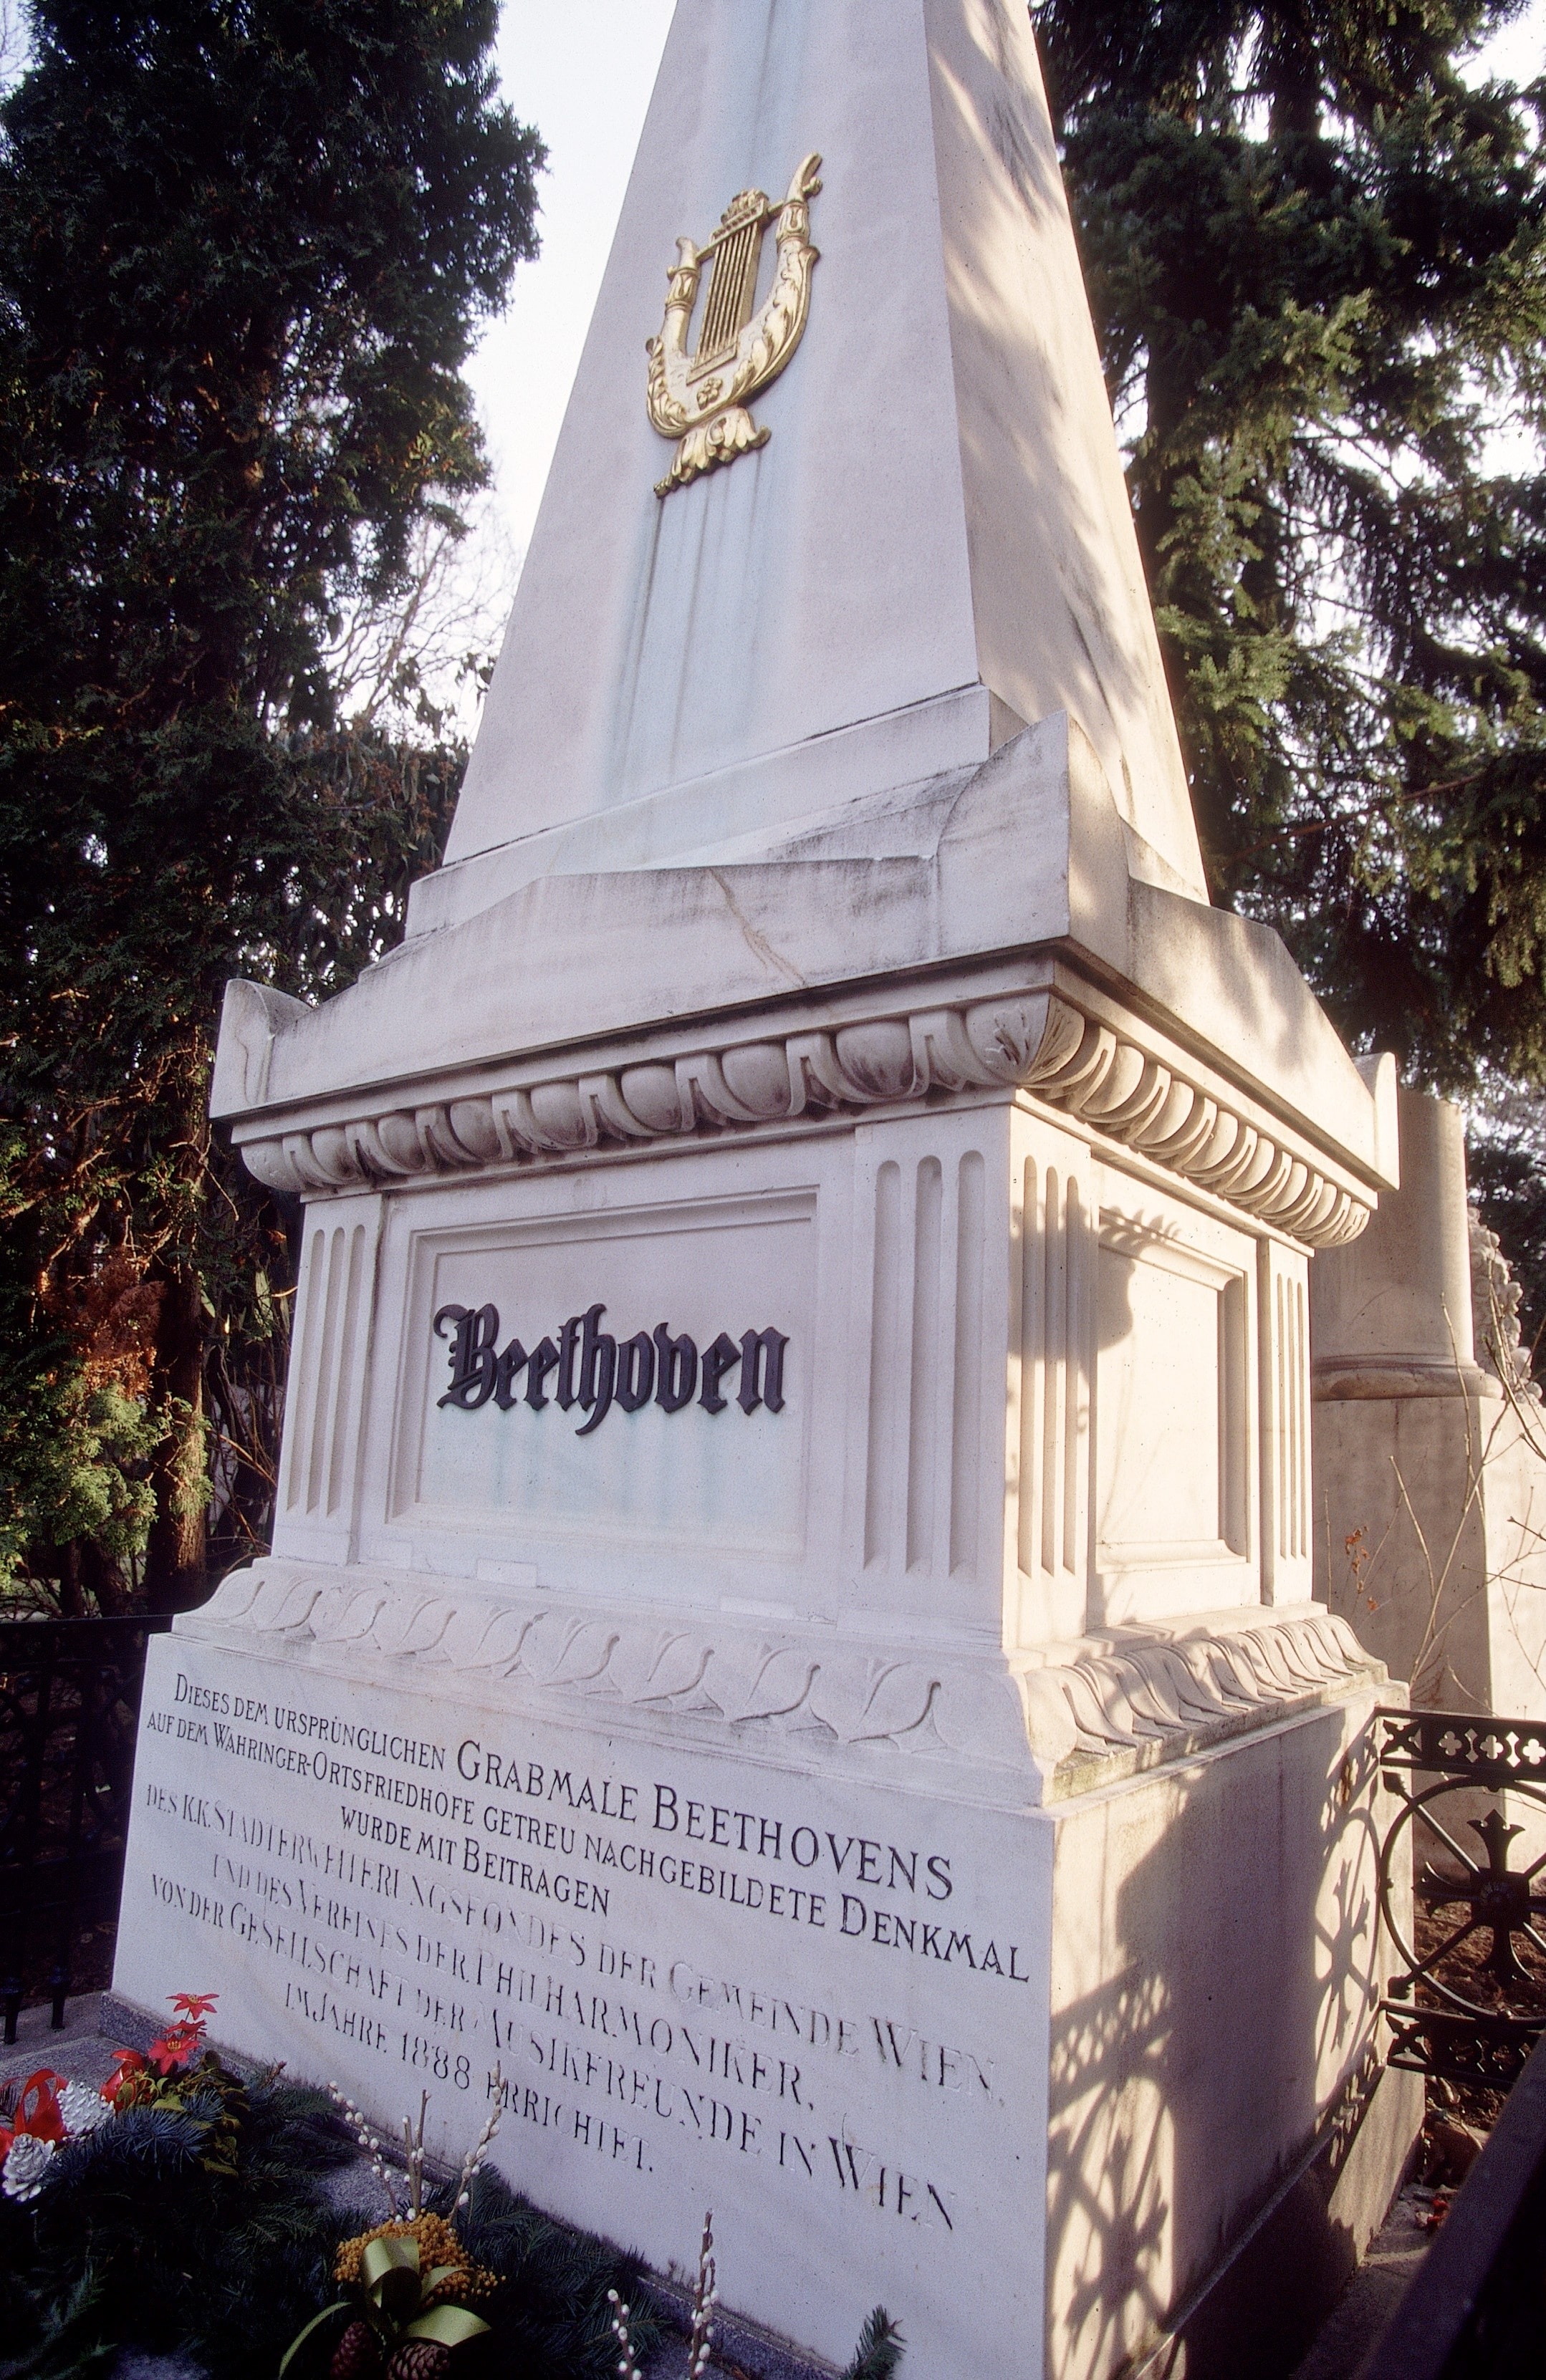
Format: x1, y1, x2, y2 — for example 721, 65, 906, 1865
388, 1185, 813, 1553
435, 1301, 789, 1435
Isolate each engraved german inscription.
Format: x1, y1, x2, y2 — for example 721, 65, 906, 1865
115, 1639, 1042, 2365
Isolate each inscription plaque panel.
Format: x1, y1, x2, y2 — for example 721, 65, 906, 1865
116, 1635, 1050, 2372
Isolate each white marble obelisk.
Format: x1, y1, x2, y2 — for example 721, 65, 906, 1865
115, 6, 1421, 2375
423, 0, 1205, 919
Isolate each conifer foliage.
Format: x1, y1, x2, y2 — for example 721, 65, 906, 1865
0, 2078, 658, 2380
1036, 0, 1546, 1092
0, 1, 540, 1607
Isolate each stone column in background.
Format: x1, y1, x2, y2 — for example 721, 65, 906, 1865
1314, 1086, 1546, 1725
1313, 1087, 1481, 1400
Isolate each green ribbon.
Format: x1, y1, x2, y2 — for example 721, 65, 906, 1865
355, 2235, 491, 2352
405, 2306, 493, 2348
361, 2234, 424, 2322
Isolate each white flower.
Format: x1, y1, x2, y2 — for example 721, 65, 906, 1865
2, 2133, 58, 2201
57, 2080, 111, 2138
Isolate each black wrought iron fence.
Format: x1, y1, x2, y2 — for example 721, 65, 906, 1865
1376, 1707, 1546, 2087
0, 1615, 168, 2043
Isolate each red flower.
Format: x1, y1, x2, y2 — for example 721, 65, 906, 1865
101, 1993, 219, 2097
148, 2024, 201, 2075
141, 1990, 218, 2073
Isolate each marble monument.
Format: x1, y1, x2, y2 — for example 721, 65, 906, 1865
1314, 1087, 1546, 1742
115, 4, 1421, 2374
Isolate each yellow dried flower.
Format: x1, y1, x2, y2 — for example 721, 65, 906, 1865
334, 2212, 496, 2306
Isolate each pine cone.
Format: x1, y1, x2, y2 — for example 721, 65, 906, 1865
385, 2345, 453, 2380
330, 2320, 385, 2380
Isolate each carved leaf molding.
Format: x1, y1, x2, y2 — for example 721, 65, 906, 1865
189, 1564, 1383, 1791
238, 991, 1373, 1251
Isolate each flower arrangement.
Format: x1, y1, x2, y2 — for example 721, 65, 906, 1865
3, 2052, 656, 2380
280, 2077, 506, 2380
4, 2005, 906, 2380
101, 1988, 248, 2172
103, 1988, 221, 2101
1, 1990, 244, 2202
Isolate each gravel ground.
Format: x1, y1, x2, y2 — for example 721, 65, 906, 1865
1287, 2184, 1438, 2380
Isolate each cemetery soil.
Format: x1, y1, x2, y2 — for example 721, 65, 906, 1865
1411, 1900, 1546, 2136
11, 1916, 118, 2013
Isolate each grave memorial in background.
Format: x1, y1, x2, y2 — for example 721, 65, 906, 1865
115, 4, 1422, 2373
1312, 1087, 1546, 1823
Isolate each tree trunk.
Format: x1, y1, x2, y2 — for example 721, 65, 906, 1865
144, 1257, 208, 1614
81, 1539, 132, 1617
57, 1542, 87, 1619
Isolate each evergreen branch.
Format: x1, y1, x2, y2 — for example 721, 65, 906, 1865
843, 2307, 905, 2380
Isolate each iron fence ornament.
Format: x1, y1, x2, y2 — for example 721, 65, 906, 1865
1377, 1707, 1546, 2083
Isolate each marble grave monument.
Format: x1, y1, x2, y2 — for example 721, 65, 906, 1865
115, 4, 1421, 2373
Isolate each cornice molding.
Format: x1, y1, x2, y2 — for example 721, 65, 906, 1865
234, 988, 1373, 1250
184, 1562, 1384, 1804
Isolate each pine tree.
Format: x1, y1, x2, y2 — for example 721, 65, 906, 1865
0, 1, 541, 1608
1036, 0, 1546, 1099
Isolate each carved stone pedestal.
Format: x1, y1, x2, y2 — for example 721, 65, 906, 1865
117, 722, 1411, 2376
119, 1566, 1393, 2380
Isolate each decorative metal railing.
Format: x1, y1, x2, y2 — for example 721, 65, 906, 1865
0, 1615, 168, 2044
1377, 1707, 1546, 2087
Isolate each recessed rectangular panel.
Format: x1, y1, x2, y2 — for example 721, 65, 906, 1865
1096, 1240, 1224, 1559
393, 1191, 814, 1556
1092, 1189, 1257, 1622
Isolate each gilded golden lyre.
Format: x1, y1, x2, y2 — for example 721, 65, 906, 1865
646, 153, 822, 497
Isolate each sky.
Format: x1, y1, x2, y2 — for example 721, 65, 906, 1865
463, 1, 676, 564
1482, 0, 1546, 82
